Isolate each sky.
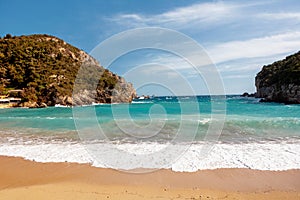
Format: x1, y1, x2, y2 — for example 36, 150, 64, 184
1, 0, 300, 95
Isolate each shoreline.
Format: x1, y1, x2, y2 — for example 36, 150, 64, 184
1, 141, 299, 171
0, 156, 299, 199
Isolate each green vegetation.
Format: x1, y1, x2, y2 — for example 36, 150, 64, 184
0, 34, 120, 105
256, 51, 300, 87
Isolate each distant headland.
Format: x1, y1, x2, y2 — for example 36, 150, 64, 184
0, 34, 136, 108
241, 51, 300, 104
255, 51, 300, 104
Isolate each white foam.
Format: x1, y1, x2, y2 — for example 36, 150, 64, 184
0, 143, 93, 164
0, 142, 299, 172
198, 118, 211, 124
54, 104, 69, 108
131, 101, 153, 104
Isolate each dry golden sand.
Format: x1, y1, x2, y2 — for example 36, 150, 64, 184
0, 156, 299, 199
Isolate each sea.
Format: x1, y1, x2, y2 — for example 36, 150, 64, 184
0, 95, 299, 172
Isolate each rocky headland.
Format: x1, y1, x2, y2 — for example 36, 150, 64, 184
0, 34, 136, 108
255, 51, 300, 104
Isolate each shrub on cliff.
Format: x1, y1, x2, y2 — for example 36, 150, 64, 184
255, 51, 300, 104
256, 51, 300, 87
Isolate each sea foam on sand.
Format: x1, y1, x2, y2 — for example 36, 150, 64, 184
0, 141, 299, 172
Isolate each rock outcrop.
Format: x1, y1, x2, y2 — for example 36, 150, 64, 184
241, 92, 256, 97
255, 51, 300, 104
0, 34, 136, 107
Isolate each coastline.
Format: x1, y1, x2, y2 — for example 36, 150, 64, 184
0, 156, 299, 199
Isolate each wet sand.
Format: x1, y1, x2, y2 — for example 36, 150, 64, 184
0, 156, 299, 199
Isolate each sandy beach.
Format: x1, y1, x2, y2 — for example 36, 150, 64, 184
0, 156, 299, 199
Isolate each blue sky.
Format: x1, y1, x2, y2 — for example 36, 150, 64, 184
1, 0, 300, 95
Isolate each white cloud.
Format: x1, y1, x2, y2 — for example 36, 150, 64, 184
101, 1, 300, 94
123, 63, 199, 96
260, 12, 300, 21
223, 74, 252, 79
109, 2, 241, 29
118, 31, 300, 73
107, 31, 300, 78
102, 1, 300, 68
207, 31, 300, 64
218, 62, 261, 73
150, 2, 233, 25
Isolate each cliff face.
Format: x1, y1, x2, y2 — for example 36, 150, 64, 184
255, 51, 300, 104
0, 34, 136, 107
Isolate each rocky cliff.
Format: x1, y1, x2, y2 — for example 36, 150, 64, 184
0, 34, 136, 107
255, 51, 300, 104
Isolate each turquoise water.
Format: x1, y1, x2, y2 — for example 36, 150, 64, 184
0, 95, 299, 144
